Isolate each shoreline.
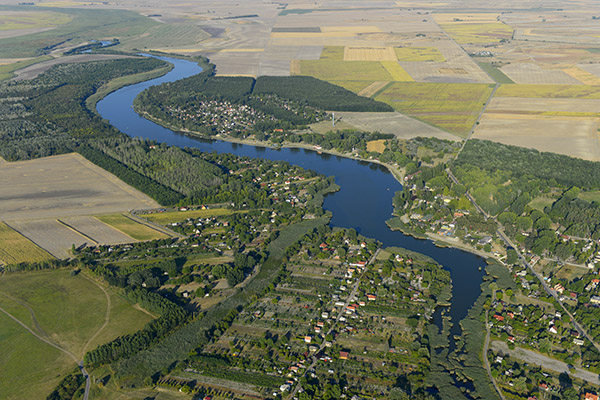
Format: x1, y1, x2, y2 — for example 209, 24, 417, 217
136, 110, 500, 264
135, 110, 406, 185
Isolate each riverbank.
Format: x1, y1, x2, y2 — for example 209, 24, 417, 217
135, 110, 407, 185
386, 216, 496, 261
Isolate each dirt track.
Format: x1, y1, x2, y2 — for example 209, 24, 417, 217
13, 54, 135, 80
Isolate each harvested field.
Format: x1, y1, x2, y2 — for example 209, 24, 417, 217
343, 46, 397, 61
6, 219, 89, 259
258, 45, 321, 76
0, 222, 52, 265
394, 47, 445, 62
332, 111, 459, 140
13, 54, 135, 81
562, 67, 600, 85
496, 84, 600, 99
473, 115, 600, 161
432, 13, 502, 24
374, 82, 494, 136
486, 97, 600, 113
500, 63, 581, 85
366, 139, 387, 153
439, 22, 513, 44
380, 61, 413, 81
96, 214, 167, 241
358, 81, 390, 97
59, 216, 136, 245
0, 153, 158, 221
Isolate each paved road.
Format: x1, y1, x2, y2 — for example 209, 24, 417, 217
483, 311, 506, 400
287, 249, 381, 399
491, 341, 600, 385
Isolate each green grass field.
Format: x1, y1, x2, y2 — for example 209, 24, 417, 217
579, 190, 600, 203
142, 208, 235, 224
119, 23, 210, 51
0, 269, 153, 399
476, 61, 514, 84
0, 6, 157, 58
394, 47, 445, 62
0, 9, 72, 31
496, 84, 600, 99
374, 82, 494, 136
528, 196, 556, 211
96, 214, 167, 240
0, 222, 53, 265
297, 59, 395, 81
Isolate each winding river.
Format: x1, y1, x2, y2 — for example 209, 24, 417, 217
97, 55, 486, 358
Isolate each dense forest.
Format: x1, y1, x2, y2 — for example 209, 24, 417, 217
456, 139, 600, 190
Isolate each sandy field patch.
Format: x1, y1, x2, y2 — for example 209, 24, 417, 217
333, 111, 459, 141
6, 219, 89, 258
13, 54, 135, 81
59, 216, 136, 245
0, 153, 158, 221
486, 97, 600, 113
500, 63, 583, 85
474, 115, 600, 161
366, 139, 387, 153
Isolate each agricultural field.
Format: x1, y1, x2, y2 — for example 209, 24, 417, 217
5, 219, 90, 258
59, 216, 136, 245
141, 208, 235, 225
374, 82, 495, 136
0, 153, 158, 221
296, 59, 397, 81
0, 9, 72, 38
434, 13, 513, 44
500, 63, 581, 85
344, 46, 396, 61
0, 269, 153, 400
394, 46, 445, 62
495, 84, 600, 99
330, 111, 458, 141
0, 222, 52, 265
96, 214, 167, 241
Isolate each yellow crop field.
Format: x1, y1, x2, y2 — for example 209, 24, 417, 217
142, 208, 234, 224
344, 46, 397, 61
297, 60, 395, 81
394, 47, 445, 62
366, 140, 387, 153
331, 80, 376, 94
440, 22, 513, 44
0, 222, 52, 265
496, 84, 600, 99
320, 46, 344, 60
562, 67, 600, 85
95, 214, 167, 241
0, 11, 72, 31
375, 82, 494, 136
380, 61, 414, 81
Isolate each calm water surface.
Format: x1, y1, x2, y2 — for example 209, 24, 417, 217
97, 55, 486, 351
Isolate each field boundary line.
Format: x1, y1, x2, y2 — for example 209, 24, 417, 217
80, 273, 111, 357
370, 81, 393, 98
126, 212, 184, 239
57, 219, 99, 246
3, 220, 56, 260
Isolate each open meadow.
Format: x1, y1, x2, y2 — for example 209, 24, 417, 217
0, 269, 153, 399
96, 213, 168, 241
